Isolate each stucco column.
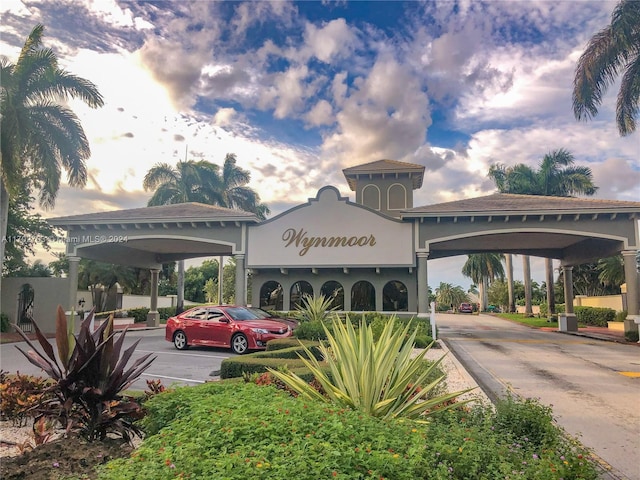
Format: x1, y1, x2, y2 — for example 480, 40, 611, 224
417, 252, 429, 316
67, 256, 80, 314
283, 282, 291, 311
234, 254, 246, 306
622, 249, 639, 334
559, 265, 577, 332
562, 265, 574, 314
146, 268, 160, 327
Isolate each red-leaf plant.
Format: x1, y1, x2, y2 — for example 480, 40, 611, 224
14, 305, 156, 442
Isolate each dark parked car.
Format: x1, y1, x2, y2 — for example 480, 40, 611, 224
459, 303, 473, 313
165, 305, 292, 354
246, 307, 299, 330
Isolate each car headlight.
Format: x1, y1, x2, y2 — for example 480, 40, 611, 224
251, 328, 269, 334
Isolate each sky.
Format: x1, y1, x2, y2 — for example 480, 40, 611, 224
1, 0, 639, 291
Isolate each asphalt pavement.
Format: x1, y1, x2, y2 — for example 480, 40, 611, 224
435, 313, 640, 480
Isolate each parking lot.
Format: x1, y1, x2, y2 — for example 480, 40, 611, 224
0, 328, 234, 390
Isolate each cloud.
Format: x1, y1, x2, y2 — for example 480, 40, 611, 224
321, 54, 432, 167
303, 18, 359, 63
137, 37, 207, 110
305, 99, 334, 127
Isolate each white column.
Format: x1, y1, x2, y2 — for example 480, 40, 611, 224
146, 268, 160, 327
562, 265, 574, 314
234, 254, 246, 306
417, 252, 429, 315
558, 265, 577, 332
67, 256, 80, 314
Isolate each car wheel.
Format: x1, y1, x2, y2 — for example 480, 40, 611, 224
231, 333, 249, 355
173, 330, 189, 350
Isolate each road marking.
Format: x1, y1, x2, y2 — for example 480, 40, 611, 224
137, 349, 230, 359
141, 373, 205, 384
618, 372, 640, 378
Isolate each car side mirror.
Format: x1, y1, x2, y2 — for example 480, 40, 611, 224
219, 317, 230, 323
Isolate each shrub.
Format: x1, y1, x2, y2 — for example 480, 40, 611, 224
293, 319, 329, 340
158, 307, 176, 321
220, 354, 316, 380
0, 373, 55, 426
615, 310, 627, 322
295, 294, 337, 322
1, 312, 10, 332
13, 306, 156, 441
102, 382, 598, 480
127, 307, 150, 323
494, 394, 559, 448
625, 330, 639, 342
268, 315, 470, 419
574, 306, 616, 327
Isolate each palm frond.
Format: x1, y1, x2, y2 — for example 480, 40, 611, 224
616, 50, 640, 135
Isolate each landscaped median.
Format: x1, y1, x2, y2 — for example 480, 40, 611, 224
97, 317, 599, 479
98, 381, 599, 479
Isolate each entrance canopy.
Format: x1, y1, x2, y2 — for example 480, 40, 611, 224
49, 202, 258, 269
404, 193, 640, 265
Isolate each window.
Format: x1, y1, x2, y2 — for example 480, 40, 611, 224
260, 281, 283, 310
351, 281, 375, 311
383, 281, 408, 311
321, 281, 344, 310
362, 184, 381, 210
388, 183, 406, 210
290, 281, 313, 310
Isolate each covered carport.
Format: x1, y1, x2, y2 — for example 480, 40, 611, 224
48, 202, 259, 326
404, 193, 640, 334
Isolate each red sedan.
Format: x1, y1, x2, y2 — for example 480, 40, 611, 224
165, 305, 292, 354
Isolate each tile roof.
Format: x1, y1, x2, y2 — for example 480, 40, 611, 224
342, 159, 425, 190
403, 193, 640, 216
48, 202, 259, 225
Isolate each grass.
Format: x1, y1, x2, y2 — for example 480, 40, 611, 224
495, 313, 559, 328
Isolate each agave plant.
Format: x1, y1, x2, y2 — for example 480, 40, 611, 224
13, 305, 156, 441
296, 294, 337, 322
268, 315, 473, 420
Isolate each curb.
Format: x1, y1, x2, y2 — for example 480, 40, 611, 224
435, 339, 492, 405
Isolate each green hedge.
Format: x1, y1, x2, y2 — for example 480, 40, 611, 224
127, 307, 149, 323
220, 355, 315, 380
127, 306, 176, 323
103, 382, 598, 480
574, 306, 616, 327
539, 303, 566, 316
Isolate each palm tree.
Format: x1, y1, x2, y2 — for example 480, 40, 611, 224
573, 0, 640, 136
143, 160, 221, 206
143, 156, 268, 309
488, 149, 598, 316
461, 253, 505, 311
0, 24, 103, 312
435, 282, 468, 310
597, 255, 625, 288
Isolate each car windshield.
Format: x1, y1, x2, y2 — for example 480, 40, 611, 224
248, 308, 272, 318
225, 307, 262, 321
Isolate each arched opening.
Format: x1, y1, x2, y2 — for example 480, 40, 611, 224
351, 281, 375, 311
362, 184, 381, 210
290, 281, 313, 310
260, 281, 283, 310
17, 283, 35, 333
388, 183, 407, 209
321, 281, 344, 310
383, 280, 408, 311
